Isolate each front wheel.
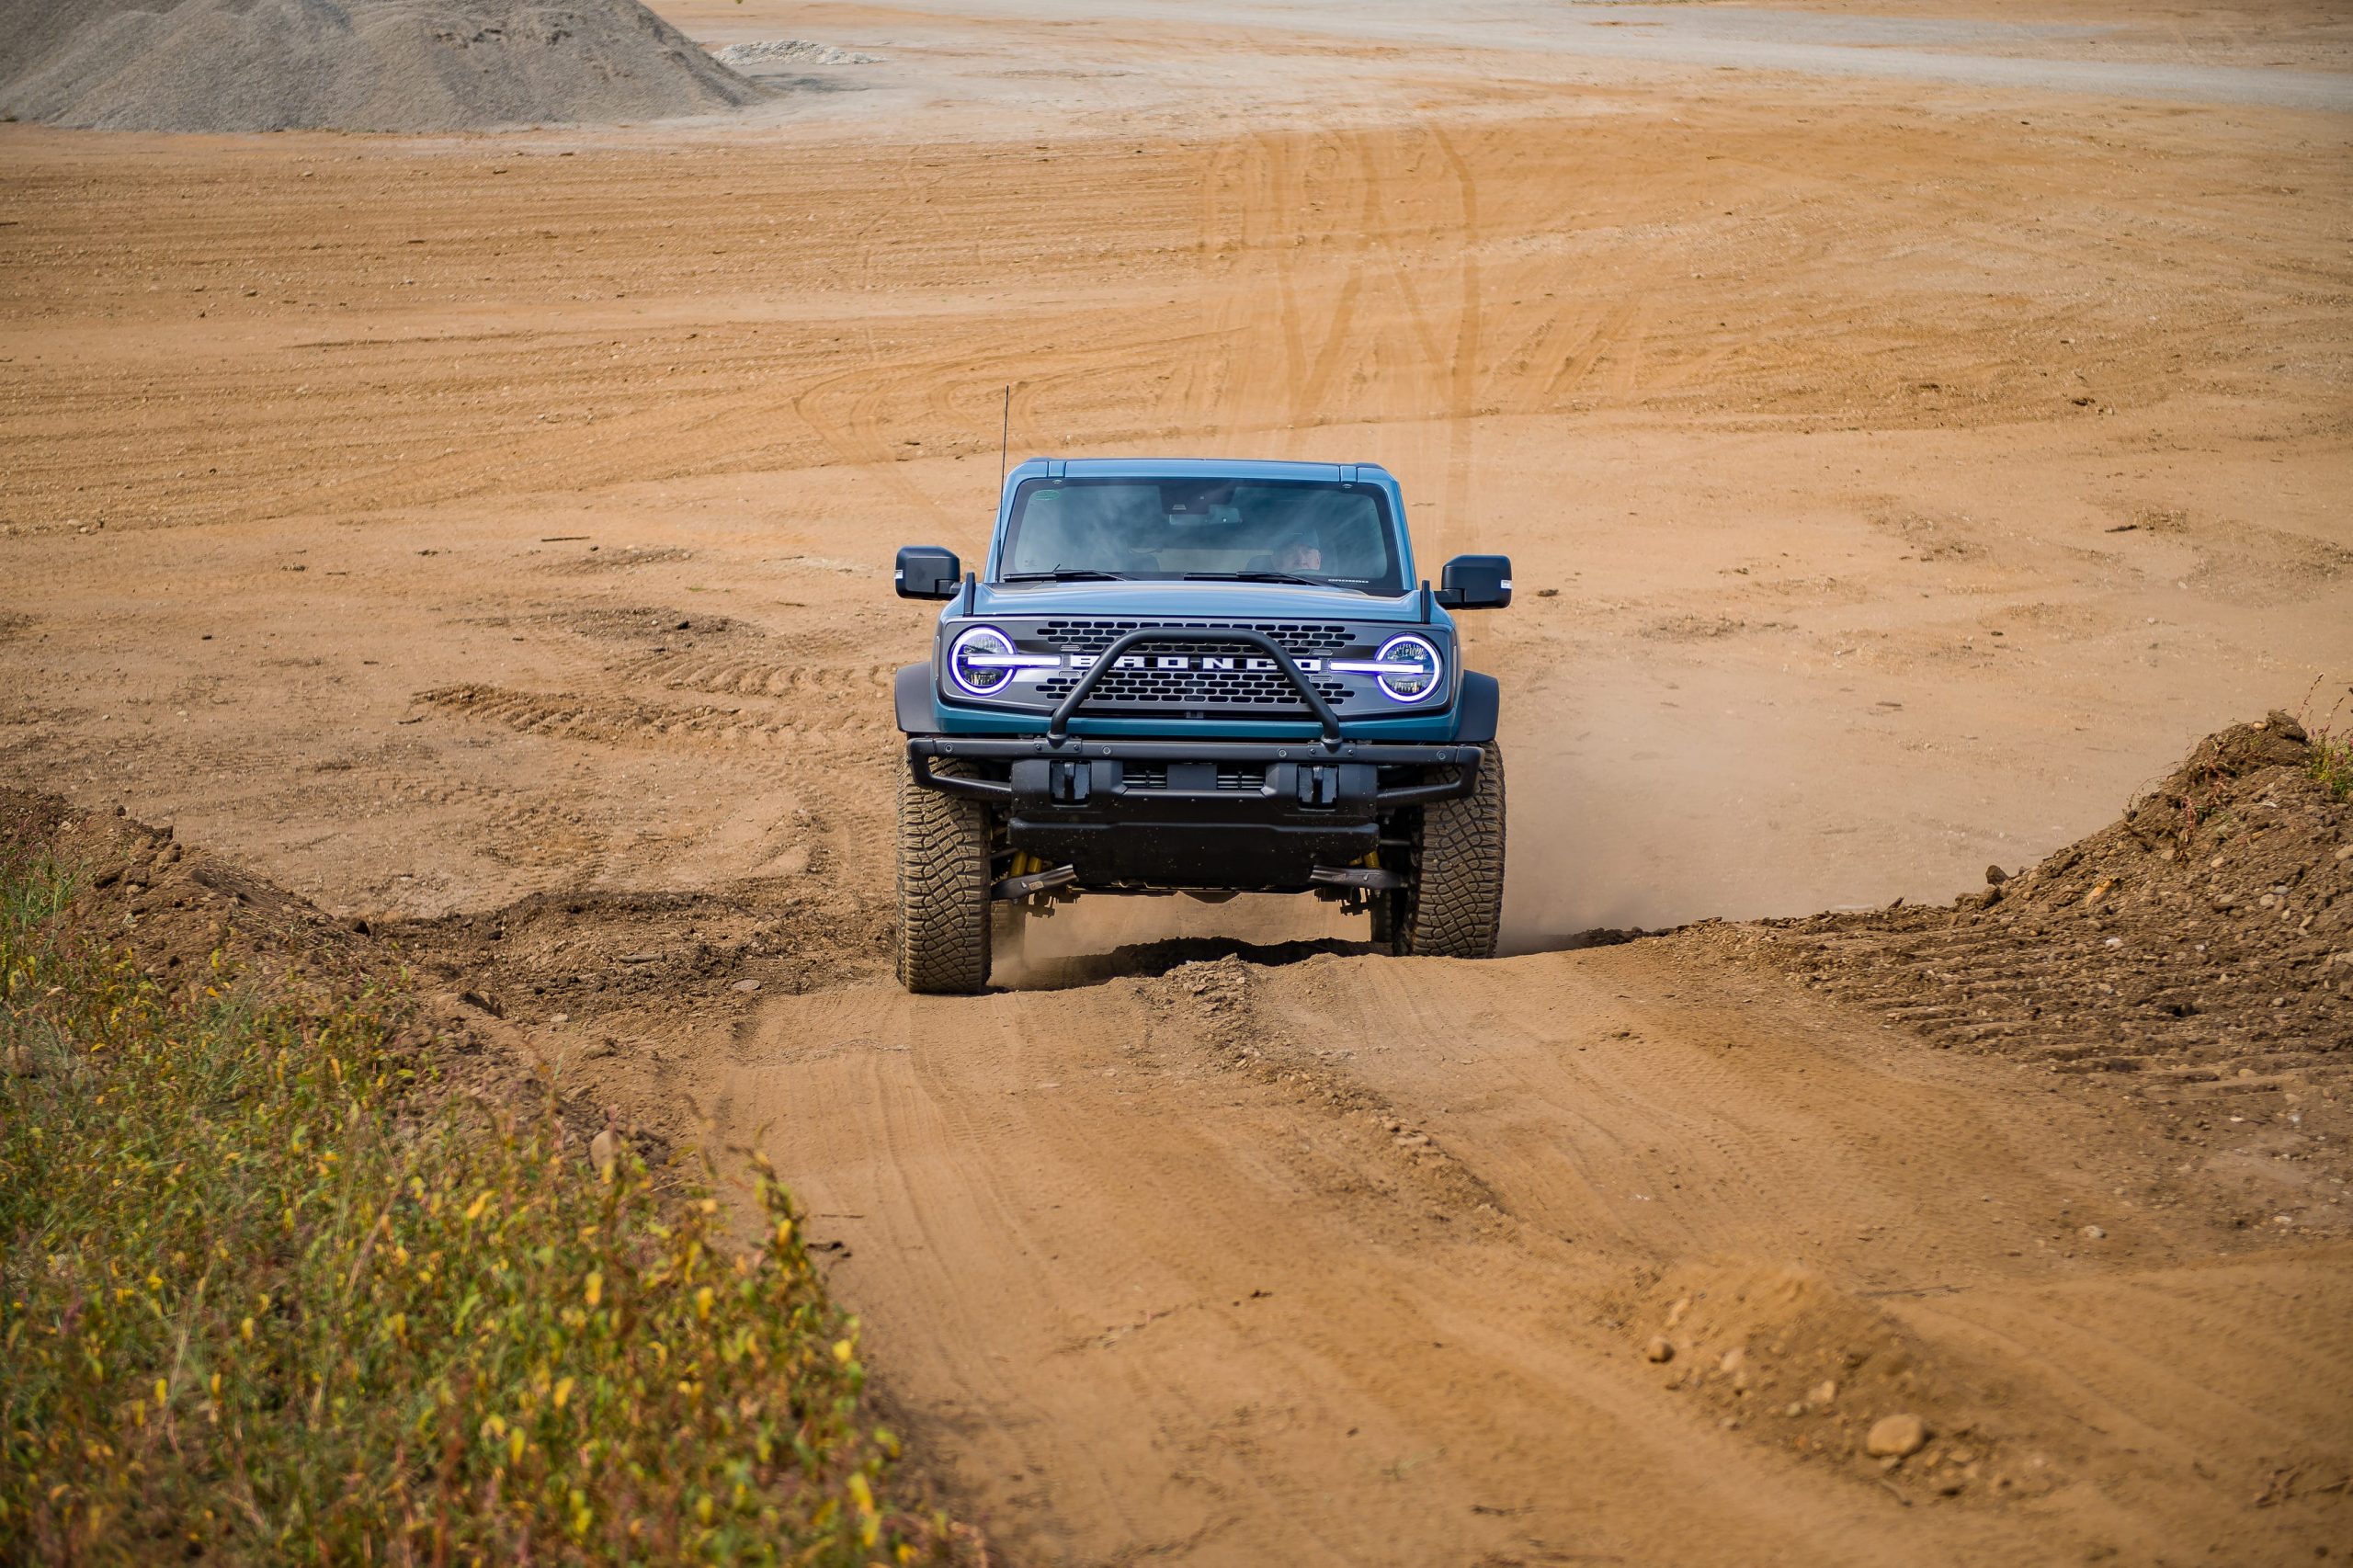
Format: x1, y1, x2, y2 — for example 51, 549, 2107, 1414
896, 760, 994, 994
1392, 742, 1506, 959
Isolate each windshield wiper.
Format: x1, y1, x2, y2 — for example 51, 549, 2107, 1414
1000, 569, 1131, 583
1181, 571, 1323, 585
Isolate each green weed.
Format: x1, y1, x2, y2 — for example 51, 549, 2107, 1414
1, 850, 964, 1563
2310, 728, 2353, 801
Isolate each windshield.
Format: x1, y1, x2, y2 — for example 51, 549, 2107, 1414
997, 478, 1403, 594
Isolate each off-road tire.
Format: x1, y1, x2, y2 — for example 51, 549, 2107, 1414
1393, 742, 1506, 959
896, 759, 994, 994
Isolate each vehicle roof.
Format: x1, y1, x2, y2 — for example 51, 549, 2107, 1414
1005, 457, 1393, 483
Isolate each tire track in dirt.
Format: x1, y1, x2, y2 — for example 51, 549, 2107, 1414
413, 683, 815, 749
613, 651, 897, 701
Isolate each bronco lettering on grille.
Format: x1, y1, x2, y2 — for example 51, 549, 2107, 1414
1066, 653, 1324, 673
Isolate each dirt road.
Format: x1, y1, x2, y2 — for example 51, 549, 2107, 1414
723, 937, 2350, 1563
2, 0, 2348, 1560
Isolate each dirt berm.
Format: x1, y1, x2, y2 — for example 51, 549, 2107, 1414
1723, 710, 2351, 1085
0, 0, 761, 131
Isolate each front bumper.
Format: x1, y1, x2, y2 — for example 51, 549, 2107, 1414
906, 734, 1481, 891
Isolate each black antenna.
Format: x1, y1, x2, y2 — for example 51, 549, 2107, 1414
998, 384, 1011, 490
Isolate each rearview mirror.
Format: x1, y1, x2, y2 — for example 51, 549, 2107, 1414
1435, 553, 1512, 609
895, 546, 961, 600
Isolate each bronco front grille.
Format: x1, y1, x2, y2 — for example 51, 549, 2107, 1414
1037, 666, 1351, 712
1031, 619, 1352, 660
1029, 619, 1356, 714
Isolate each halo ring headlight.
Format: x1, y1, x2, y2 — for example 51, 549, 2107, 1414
948, 624, 1017, 697
1374, 633, 1442, 702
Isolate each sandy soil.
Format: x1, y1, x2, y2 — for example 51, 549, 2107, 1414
2, 0, 2348, 1561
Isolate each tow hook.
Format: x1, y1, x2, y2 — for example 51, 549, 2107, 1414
1049, 759, 1091, 803
1296, 763, 1342, 806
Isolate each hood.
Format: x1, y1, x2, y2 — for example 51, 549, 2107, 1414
968, 577, 1432, 624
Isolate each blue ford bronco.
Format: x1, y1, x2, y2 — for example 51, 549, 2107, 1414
892, 457, 1509, 993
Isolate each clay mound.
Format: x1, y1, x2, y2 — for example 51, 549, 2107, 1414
0, 0, 763, 132
1732, 711, 2350, 1085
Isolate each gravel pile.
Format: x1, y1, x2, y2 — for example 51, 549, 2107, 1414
713, 40, 881, 69
0, 0, 764, 132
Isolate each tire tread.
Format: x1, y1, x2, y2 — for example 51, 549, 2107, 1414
1395, 742, 1506, 959
896, 760, 994, 993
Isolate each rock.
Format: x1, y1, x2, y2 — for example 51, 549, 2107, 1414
590, 1122, 620, 1181
1867, 1414, 1928, 1458
1985, 864, 2009, 886
2080, 1224, 2106, 1240
1810, 1379, 1838, 1407
1644, 1337, 1675, 1364
1719, 1346, 1746, 1376
732, 978, 762, 994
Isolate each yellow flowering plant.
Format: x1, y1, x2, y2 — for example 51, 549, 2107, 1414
0, 849, 972, 1564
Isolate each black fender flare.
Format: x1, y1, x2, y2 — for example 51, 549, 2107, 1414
1453, 671, 1500, 744
895, 663, 938, 734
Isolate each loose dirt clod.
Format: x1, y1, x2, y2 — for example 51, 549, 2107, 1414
1868, 1414, 1929, 1458
0, 0, 764, 131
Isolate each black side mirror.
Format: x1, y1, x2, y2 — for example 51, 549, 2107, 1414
895, 546, 961, 600
1435, 553, 1512, 609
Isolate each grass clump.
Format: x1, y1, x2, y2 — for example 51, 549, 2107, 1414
2310, 728, 2353, 801
2295, 679, 2353, 802
0, 849, 963, 1563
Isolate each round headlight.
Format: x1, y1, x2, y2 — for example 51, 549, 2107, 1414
1375, 634, 1442, 702
948, 625, 1017, 697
